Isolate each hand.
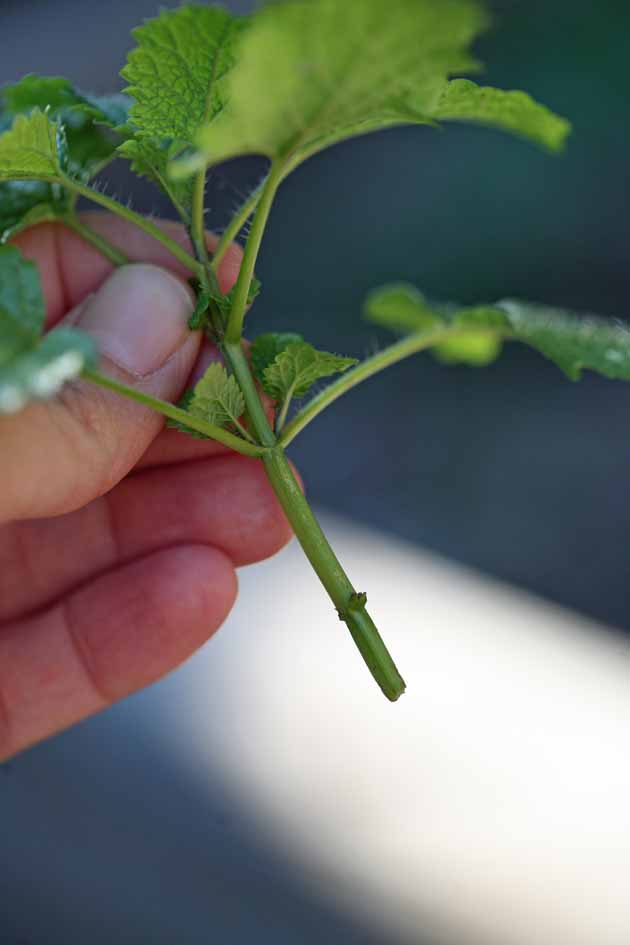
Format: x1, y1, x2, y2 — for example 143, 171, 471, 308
0, 213, 293, 761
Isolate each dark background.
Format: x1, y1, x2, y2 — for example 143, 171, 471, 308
1, 1, 629, 943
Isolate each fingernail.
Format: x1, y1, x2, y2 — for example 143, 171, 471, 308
77, 264, 194, 376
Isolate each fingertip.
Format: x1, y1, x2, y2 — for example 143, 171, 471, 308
216, 240, 244, 294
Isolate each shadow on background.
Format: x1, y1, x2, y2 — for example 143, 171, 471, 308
1, 1, 629, 943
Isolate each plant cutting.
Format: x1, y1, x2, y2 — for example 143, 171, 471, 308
2, 0, 628, 704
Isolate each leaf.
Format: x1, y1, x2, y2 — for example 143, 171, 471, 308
0, 181, 61, 244
433, 79, 570, 152
0, 77, 130, 238
116, 137, 194, 219
250, 331, 304, 383
209, 276, 262, 322
188, 361, 245, 426
1, 75, 130, 176
187, 284, 213, 331
0, 246, 95, 413
0, 110, 61, 181
183, 0, 568, 178
262, 341, 358, 401
166, 389, 211, 439
365, 282, 630, 379
364, 283, 441, 334
121, 5, 246, 144
492, 301, 630, 380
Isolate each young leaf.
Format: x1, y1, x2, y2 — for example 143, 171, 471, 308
119, 5, 246, 215
261, 341, 358, 402
0, 181, 61, 244
188, 361, 245, 426
210, 276, 262, 322
1, 75, 129, 177
2, 75, 128, 128
121, 5, 246, 144
181, 0, 568, 180
166, 389, 211, 439
250, 332, 305, 384
0, 78, 129, 236
365, 283, 630, 380
0, 110, 61, 181
0, 246, 95, 413
116, 137, 194, 221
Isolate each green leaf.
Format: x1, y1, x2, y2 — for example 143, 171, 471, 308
0, 181, 61, 243
166, 388, 211, 439
262, 341, 358, 401
189, 361, 245, 426
433, 79, 570, 152
365, 282, 630, 379
189, 0, 483, 170
210, 276, 262, 322
364, 284, 441, 334
1, 75, 129, 176
0, 110, 61, 181
250, 331, 304, 383
116, 137, 194, 220
0, 78, 130, 238
182, 0, 569, 179
119, 5, 245, 215
187, 284, 213, 331
121, 4, 246, 144
0, 246, 95, 413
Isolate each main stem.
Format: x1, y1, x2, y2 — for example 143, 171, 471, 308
224, 341, 406, 702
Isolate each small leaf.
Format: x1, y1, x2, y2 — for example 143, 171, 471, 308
119, 4, 245, 214
1, 76, 129, 177
187, 285, 213, 331
209, 276, 262, 322
0, 110, 61, 181
251, 332, 304, 384
166, 389, 211, 439
0, 245, 95, 413
189, 361, 245, 426
366, 281, 630, 379
364, 284, 442, 334
433, 79, 571, 152
262, 341, 358, 401
121, 5, 246, 144
117, 137, 194, 219
0, 181, 61, 243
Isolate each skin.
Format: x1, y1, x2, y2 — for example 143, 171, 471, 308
0, 212, 294, 761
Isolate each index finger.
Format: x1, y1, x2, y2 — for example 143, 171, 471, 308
11, 211, 243, 328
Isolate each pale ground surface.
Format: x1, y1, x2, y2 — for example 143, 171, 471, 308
161, 514, 630, 945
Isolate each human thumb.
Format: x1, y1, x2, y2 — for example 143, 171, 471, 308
0, 264, 198, 523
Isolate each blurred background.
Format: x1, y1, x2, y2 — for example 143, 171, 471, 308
1, 1, 630, 944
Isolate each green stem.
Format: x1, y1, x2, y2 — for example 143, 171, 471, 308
225, 161, 285, 345
223, 341, 405, 701
224, 340, 276, 447
263, 447, 406, 702
210, 181, 265, 274
279, 328, 456, 448
190, 169, 210, 268
83, 368, 268, 458
275, 389, 295, 434
68, 180, 203, 278
61, 214, 129, 267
